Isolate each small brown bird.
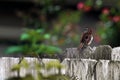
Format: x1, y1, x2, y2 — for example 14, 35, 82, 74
78, 28, 93, 50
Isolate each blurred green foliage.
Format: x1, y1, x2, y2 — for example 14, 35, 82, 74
51, 11, 81, 46
5, 28, 62, 56
77, 0, 120, 47
45, 60, 64, 70
58, 11, 81, 24
5, 0, 120, 56
7, 59, 70, 80
98, 8, 120, 47
23, 0, 81, 47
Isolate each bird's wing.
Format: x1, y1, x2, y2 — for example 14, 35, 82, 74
80, 33, 87, 43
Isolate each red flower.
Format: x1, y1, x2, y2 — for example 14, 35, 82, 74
83, 5, 91, 12
112, 16, 120, 22
94, 34, 101, 43
77, 2, 84, 10
102, 8, 109, 15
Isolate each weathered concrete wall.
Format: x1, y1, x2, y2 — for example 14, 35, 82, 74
0, 57, 119, 80
0, 57, 37, 80
64, 45, 120, 61
0, 57, 63, 80
0, 57, 19, 80
112, 47, 120, 61
0, 45, 120, 80
62, 59, 120, 80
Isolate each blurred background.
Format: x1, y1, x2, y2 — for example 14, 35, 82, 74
0, 0, 120, 56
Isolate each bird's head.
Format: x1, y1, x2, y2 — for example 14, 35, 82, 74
88, 28, 92, 34
84, 28, 92, 34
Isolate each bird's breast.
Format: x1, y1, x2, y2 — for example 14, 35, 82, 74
88, 35, 93, 45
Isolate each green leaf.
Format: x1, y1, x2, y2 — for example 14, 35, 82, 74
22, 74, 34, 80
36, 29, 44, 33
44, 34, 51, 39
20, 59, 29, 68
20, 33, 30, 41
37, 44, 62, 55
45, 60, 64, 70
36, 44, 46, 54
46, 46, 62, 54
5, 46, 23, 54
36, 72, 43, 80
34, 60, 42, 71
85, 0, 93, 6
110, 8, 116, 14
100, 14, 108, 22
11, 64, 20, 71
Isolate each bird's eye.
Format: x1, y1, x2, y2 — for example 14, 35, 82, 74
85, 36, 88, 39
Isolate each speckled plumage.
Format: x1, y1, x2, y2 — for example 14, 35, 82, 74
78, 28, 93, 50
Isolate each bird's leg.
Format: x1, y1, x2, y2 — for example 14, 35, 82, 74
77, 43, 84, 50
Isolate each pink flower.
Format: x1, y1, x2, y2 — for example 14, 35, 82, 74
102, 8, 109, 15
77, 2, 84, 10
112, 16, 120, 22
